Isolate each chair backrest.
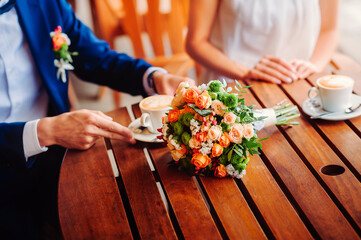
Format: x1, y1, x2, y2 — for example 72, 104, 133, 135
92, 0, 189, 59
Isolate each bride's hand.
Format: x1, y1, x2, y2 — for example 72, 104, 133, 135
247, 55, 297, 84
290, 59, 319, 80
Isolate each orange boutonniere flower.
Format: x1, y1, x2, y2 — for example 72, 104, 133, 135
50, 26, 78, 83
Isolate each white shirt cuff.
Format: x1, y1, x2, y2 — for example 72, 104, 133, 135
23, 119, 48, 160
142, 67, 168, 96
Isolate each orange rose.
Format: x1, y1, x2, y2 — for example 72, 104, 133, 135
184, 87, 200, 103
181, 106, 196, 115
194, 113, 203, 122
195, 91, 212, 110
52, 34, 66, 51
228, 123, 244, 144
211, 143, 223, 158
219, 134, 230, 148
195, 132, 207, 142
177, 144, 187, 155
214, 164, 227, 178
168, 109, 181, 122
223, 112, 237, 124
191, 153, 212, 168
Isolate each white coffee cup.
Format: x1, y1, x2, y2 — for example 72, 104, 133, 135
308, 75, 354, 112
139, 95, 173, 133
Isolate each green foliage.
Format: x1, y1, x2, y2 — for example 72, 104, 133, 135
174, 122, 184, 136
209, 80, 222, 92
182, 112, 194, 127
188, 104, 212, 116
220, 122, 231, 132
224, 94, 238, 108
181, 132, 191, 146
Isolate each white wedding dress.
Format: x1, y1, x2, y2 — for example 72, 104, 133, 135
200, 0, 321, 83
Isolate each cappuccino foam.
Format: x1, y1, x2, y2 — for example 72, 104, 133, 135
140, 95, 173, 110
318, 75, 353, 89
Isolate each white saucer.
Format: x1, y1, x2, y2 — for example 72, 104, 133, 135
302, 94, 361, 121
128, 118, 163, 143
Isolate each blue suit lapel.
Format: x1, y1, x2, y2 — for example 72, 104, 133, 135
15, 0, 69, 114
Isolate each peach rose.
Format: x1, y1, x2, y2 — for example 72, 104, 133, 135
243, 124, 255, 140
219, 134, 230, 148
214, 164, 227, 178
176, 81, 189, 96
207, 125, 222, 141
191, 153, 212, 168
189, 137, 201, 149
195, 91, 212, 110
171, 150, 184, 162
211, 143, 223, 158
171, 95, 185, 109
228, 123, 244, 144
195, 132, 207, 142
52, 34, 66, 51
211, 100, 226, 116
184, 87, 200, 103
223, 112, 237, 124
168, 109, 181, 122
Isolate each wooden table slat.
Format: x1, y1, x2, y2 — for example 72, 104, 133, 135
247, 79, 361, 230
199, 177, 267, 240
58, 138, 133, 239
240, 83, 359, 239
239, 155, 314, 239
109, 108, 177, 240
286, 74, 361, 175
132, 105, 223, 240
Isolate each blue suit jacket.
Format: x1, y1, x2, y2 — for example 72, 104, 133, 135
0, 0, 152, 167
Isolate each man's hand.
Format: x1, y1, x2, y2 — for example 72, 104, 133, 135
247, 56, 297, 84
37, 109, 135, 150
152, 71, 195, 95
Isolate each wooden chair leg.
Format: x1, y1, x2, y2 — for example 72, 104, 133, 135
97, 86, 108, 100
112, 91, 122, 108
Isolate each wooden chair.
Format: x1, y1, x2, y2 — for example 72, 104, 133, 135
89, 0, 194, 108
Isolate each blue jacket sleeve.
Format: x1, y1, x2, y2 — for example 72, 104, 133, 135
0, 122, 26, 168
55, 0, 152, 97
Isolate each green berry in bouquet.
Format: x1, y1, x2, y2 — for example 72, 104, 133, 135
160, 80, 300, 178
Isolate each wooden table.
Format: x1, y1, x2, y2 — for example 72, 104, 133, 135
58, 55, 361, 239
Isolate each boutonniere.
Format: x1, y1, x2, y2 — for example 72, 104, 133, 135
50, 26, 78, 83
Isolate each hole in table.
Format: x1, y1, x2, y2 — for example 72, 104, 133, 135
321, 165, 345, 176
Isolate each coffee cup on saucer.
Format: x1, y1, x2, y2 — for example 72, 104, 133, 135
139, 95, 173, 133
308, 75, 354, 112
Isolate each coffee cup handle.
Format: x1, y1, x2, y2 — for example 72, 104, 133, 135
308, 87, 319, 99
140, 113, 155, 133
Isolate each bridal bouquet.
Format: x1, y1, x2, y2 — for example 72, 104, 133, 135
159, 80, 299, 178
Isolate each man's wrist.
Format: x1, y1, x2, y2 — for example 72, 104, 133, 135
142, 67, 168, 96
23, 119, 48, 159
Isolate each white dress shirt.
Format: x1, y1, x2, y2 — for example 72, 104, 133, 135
0, 2, 165, 160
